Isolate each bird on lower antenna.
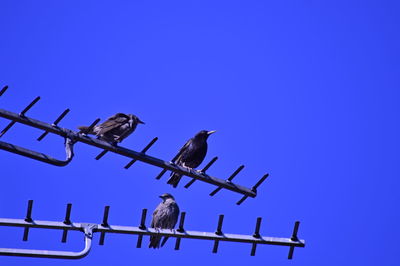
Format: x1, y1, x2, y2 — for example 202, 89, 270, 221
78, 113, 144, 144
167, 130, 216, 188
149, 193, 180, 249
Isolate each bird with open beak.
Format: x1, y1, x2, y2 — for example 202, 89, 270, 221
149, 193, 180, 249
167, 130, 216, 188
78, 113, 144, 144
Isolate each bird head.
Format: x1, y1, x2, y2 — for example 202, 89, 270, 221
195, 130, 216, 140
159, 193, 175, 201
129, 114, 145, 125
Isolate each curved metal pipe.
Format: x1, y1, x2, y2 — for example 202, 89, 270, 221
0, 224, 95, 259
0, 138, 75, 167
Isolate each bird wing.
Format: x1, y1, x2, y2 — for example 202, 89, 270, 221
97, 113, 130, 135
150, 206, 160, 228
174, 138, 193, 164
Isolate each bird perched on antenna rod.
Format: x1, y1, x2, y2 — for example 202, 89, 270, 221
78, 113, 144, 144
167, 130, 216, 188
149, 193, 180, 249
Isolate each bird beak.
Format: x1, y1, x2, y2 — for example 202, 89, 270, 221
159, 195, 163, 199
207, 130, 217, 135
138, 119, 145, 124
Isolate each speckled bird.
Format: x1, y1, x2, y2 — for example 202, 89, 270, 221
149, 193, 180, 249
167, 130, 216, 188
78, 113, 144, 144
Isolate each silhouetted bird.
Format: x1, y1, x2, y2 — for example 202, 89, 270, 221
78, 113, 144, 143
167, 130, 216, 188
149, 193, 180, 249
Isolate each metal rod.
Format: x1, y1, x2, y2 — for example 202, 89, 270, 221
0, 97, 40, 138
0, 85, 8, 97
95, 150, 108, 160
37, 109, 70, 141
213, 214, 224, 253
253, 217, 262, 238
124, 137, 158, 169
139, 209, 147, 230
155, 146, 187, 179
136, 209, 147, 248
0, 109, 258, 198
174, 212, 186, 250
155, 169, 167, 180
236, 196, 248, 206
210, 165, 244, 196
237, 174, 270, 205
136, 235, 144, 248
215, 215, 224, 235
79, 118, 100, 134
99, 206, 110, 245
174, 237, 181, 250
20, 97, 40, 116
185, 157, 218, 188
212, 240, 219, 253
177, 212, 186, 233
251, 217, 262, 256
23, 200, 33, 241
288, 221, 300, 259
61, 203, 72, 243
0, 121, 16, 138
252, 173, 269, 191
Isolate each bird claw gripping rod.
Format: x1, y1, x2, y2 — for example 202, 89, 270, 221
0, 86, 269, 204
0, 200, 305, 259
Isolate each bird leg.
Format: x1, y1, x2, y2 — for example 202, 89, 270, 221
182, 163, 195, 173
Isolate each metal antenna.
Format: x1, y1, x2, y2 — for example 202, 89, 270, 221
0, 87, 270, 203
0, 201, 305, 260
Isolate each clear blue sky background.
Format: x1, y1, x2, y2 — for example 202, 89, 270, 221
0, 1, 399, 265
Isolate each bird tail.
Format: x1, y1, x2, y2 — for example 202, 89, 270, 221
77, 126, 94, 134
149, 235, 162, 249
167, 172, 182, 188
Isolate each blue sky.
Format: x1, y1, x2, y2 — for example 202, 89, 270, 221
0, 1, 399, 265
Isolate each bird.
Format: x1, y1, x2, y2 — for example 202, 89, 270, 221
167, 130, 216, 188
78, 113, 144, 144
149, 193, 180, 249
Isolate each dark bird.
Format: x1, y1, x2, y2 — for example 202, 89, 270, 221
149, 193, 180, 249
167, 130, 216, 188
78, 113, 144, 144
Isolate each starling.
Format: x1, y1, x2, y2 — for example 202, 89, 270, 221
149, 193, 180, 249
167, 130, 216, 188
78, 113, 144, 143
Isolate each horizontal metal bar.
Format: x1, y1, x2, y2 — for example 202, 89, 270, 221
0, 218, 305, 248
0, 109, 256, 198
